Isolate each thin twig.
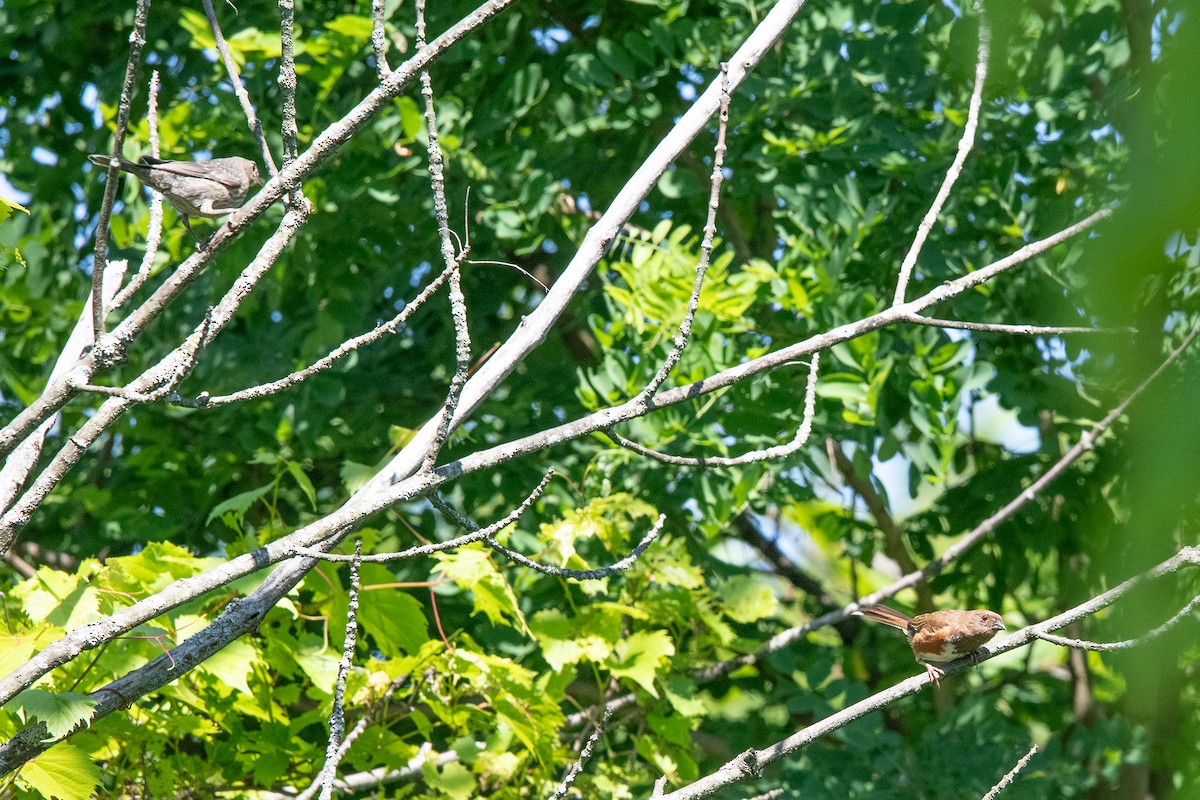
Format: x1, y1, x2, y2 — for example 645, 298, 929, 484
549, 703, 615, 800
108, 70, 164, 313
467, 259, 549, 292
640, 62, 733, 398
91, 0, 151, 339
78, 309, 213, 403
980, 745, 1039, 800
278, 0, 301, 206
417, 0, 472, 474
741, 790, 785, 800
201, 0, 279, 181
429, 495, 666, 581
892, 0, 990, 306
1031, 592, 1200, 651
609, 353, 820, 467
371, 0, 391, 79
288, 470, 554, 563
168, 259, 459, 408
316, 540, 363, 800
904, 314, 1134, 336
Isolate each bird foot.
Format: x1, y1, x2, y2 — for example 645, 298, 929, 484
925, 663, 945, 687
966, 646, 991, 666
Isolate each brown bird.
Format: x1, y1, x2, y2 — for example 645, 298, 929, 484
855, 603, 1005, 686
89, 154, 261, 242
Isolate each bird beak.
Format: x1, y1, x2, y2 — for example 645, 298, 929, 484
993, 620, 1006, 631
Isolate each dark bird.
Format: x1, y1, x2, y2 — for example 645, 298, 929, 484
855, 603, 1006, 686
89, 154, 262, 242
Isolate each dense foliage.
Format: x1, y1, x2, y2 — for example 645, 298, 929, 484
1, 0, 1198, 798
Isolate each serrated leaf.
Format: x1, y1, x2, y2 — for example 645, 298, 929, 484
608, 630, 674, 697
434, 548, 525, 629
8, 690, 96, 739
357, 566, 429, 656
18, 743, 102, 800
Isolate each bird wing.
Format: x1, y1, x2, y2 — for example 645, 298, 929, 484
908, 610, 957, 636
139, 158, 239, 187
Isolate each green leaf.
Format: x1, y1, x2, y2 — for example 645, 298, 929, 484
716, 575, 779, 624
8, 690, 96, 738
195, 638, 263, 695
325, 15, 373, 40
434, 547, 524, 628
529, 607, 621, 671
0, 629, 38, 678
608, 630, 675, 697
340, 461, 377, 494
357, 565, 429, 656
657, 167, 701, 199
17, 743, 102, 800
12, 570, 101, 629
206, 483, 273, 530
395, 96, 424, 140
285, 461, 317, 510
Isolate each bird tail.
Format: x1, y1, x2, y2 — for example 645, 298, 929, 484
855, 603, 912, 630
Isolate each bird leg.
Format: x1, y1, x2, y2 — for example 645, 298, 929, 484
180, 216, 210, 250
924, 662, 945, 687
966, 646, 991, 665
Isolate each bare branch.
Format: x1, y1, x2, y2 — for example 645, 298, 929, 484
107, 70, 164, 313
903, 314, 1134, 336
416, 0, 473, 473
609, 353, 820, 467
201, 0, 280, 180
980, 746, 1039, 800
1031, 592, 1200, 651
90, 0, 150, 339
892, 0, 990, 306
549, 703, 615, 800
316, 541, 362, 800
640, 62, 732, 398
371, 0, 391, 79
278, 0, 301, 207
741, 790, 785, 800
288, 469, 555, 563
